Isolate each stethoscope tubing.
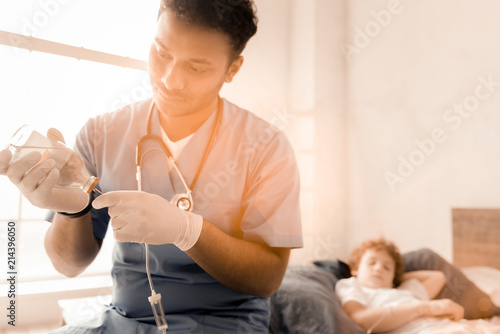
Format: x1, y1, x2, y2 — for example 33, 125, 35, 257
135, 98, 222, 211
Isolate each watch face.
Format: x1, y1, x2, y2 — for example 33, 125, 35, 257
177, 197, 191, 211
171, 193, 193, 211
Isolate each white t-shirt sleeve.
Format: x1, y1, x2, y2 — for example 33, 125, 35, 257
397, 278, 430, 301
335, 277, 367, 306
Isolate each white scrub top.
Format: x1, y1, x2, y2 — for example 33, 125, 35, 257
56, 98, 303, 333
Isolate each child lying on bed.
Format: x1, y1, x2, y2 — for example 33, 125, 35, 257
336, 238, 500, 334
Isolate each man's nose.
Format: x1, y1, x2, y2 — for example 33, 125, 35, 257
161, 63, 185, 91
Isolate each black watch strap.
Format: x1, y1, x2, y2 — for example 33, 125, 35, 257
58, 192, 94, 218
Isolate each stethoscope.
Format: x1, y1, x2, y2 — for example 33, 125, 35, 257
135, 97, 222, 212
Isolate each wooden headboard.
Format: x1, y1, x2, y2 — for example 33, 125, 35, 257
452, 208, 500, 269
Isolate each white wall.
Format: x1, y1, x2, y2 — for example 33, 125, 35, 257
222, 0, 349, 265
290, 0, 348, 265
345, 0, 500, 260
221, 0, 290, 113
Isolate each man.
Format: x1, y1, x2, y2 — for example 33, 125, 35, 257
0, 0, 302, 332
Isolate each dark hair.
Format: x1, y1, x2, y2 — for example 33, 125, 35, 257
348, 238, 405, 287
158, 0, 258, 58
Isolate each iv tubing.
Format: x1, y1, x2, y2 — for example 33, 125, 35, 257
137, 169, 156, 293
145, 244, 155, 292
137, 165, 168, 332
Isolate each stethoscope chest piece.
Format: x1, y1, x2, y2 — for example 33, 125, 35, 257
171, 193, 193, 212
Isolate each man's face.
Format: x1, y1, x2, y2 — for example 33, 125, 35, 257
148, 9, 241, 117
353, 248, 396, 289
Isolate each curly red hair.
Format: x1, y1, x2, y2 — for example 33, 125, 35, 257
348, 238, 405, 287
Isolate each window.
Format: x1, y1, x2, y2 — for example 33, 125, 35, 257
0, 0, 159, 283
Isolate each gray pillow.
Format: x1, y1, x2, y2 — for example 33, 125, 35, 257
313, 259, 351, 279
269, 266, 364, 334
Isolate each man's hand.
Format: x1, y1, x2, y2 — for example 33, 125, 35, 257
0, 129, 89, 213
92, 191, 203, 251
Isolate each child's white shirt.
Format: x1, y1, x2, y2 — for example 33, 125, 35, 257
336, 277, 451, 334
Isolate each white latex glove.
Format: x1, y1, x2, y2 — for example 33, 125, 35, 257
0, 129, 89, 213
92, 191, 203, 251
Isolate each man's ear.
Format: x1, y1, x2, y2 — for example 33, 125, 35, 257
225, 55, 244, 83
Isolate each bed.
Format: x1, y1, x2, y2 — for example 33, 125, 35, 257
269, 208, 500, 333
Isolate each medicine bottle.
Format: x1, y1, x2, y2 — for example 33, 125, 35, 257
8, 124, 99, 194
